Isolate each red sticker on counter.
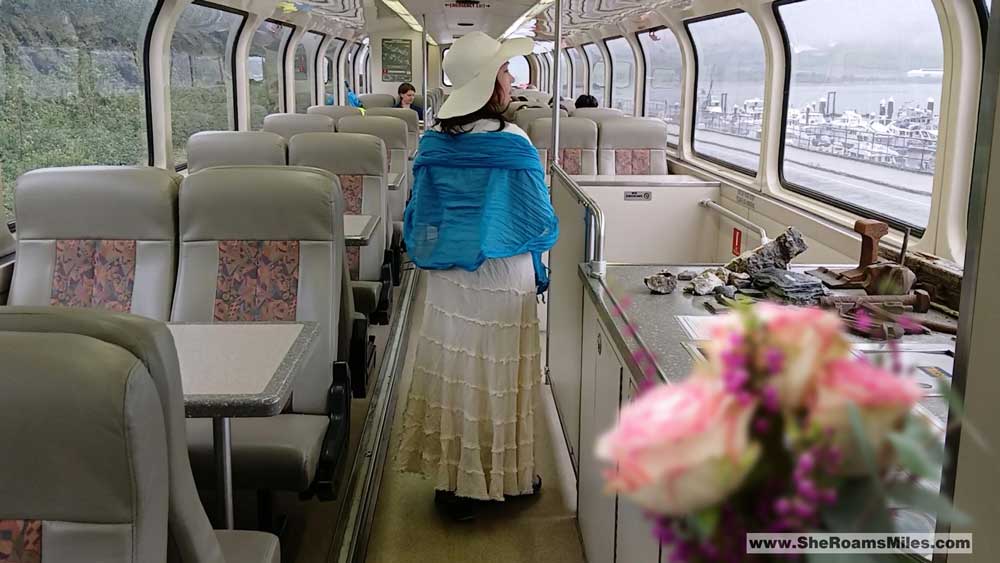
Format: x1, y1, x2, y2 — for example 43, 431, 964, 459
732, 228, 743, 256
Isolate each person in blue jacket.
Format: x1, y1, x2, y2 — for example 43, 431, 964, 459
395, 82, 424, 120
396, 32, 558, 522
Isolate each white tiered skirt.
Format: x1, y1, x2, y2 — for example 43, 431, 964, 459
397, 254, 540, 501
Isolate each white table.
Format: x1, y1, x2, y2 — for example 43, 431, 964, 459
388, 170, 406, 191
570, 174, 720, 187
171, 322, 320, 529
344, 214, 381, 247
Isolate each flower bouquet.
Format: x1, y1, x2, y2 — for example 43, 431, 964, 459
596, 303, 963, 562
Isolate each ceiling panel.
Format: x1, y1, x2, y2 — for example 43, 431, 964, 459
297, 0, 367, 30
399, 0, 536, 44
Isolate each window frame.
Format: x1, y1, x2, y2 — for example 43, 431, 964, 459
559, 49, 572, 98
771, 0, 945, 236
323, 37, 346, 104
581, 42, 604, 98
441, 46, 453, 87
274, 19, 297, 112
603, 35, 637, 116
143, 0, 168, 166
684, 8, 763, 178
568, 46, 586, 97
636, 26, 681, 149
306, 30, 327, 111
169, 1, 249, 171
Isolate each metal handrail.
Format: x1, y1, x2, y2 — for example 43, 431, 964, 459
699, 199, 770, 244
552, 164, 606, 277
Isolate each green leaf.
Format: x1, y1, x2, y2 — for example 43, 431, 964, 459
687, 507, 720, 541
887, 481, 971, 528
888, 431, 937, 479
848, 402, 881, 483
938, 379, 963, 419
822, 477, 894, 533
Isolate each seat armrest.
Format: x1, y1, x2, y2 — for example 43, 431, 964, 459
309, 361, 351, 501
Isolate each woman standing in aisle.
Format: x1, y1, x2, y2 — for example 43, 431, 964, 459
396, 31, 558, 521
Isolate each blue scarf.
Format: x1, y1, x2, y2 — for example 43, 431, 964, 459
404, 129, 559, 293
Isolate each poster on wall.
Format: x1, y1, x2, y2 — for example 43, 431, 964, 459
381, 38, 412, 82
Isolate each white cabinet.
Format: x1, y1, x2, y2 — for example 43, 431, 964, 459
615, 377, 663, 563
579, 310, 623, 563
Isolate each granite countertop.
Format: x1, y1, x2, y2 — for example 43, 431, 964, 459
579, 263, 955, 427
170, 321, 320, 418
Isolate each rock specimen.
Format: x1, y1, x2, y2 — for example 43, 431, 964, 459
685, 269, 727, 296
713, 285, 738, 300
677, 270, 698, 282
752, 268, 826, 304
644, 271, 678, 295
726, 227, 809, 276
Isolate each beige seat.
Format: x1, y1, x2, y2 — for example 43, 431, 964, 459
570, 107, 625, 124
529, 117, 599, 175
171, 166, 351, 498
358, 93, 396, 108
0, 307, 282, 563
307, 105, 363, 128
597, 118, 670, 175
8, 166, 180, 320
365, 107, 420, 156
336, 115, 409, 285
514, 107, 568, 132
261, 113, 335, 139
186, 131, 287, 173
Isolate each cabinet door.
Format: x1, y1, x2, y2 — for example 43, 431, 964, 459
579, 324, 622, 563
615, 377, 663, 563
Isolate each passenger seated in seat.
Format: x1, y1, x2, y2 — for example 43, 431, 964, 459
397, 31, 558, 522
575, 94, 599, 109
395, 82, 424, 120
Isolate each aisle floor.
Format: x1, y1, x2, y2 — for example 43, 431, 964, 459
364, 273, 586, 563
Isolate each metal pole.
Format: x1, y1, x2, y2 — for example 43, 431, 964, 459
550, 0, 563, 167
213, 417, 234, 530
422, 14, 429, 132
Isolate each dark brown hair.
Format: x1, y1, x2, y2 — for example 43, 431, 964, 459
436, 78, 509, 135
398, 82, 416, 96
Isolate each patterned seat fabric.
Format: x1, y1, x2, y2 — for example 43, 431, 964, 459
597, 118, 671, 176
8, 166, 180, 320
528, 117, 599, 176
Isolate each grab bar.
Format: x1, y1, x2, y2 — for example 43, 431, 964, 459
699, 199, 770, 245
552, 164, 606, 278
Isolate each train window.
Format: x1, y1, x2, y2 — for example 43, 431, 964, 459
776, 0, 943, 231
249, 20, 294, 129
295, 32, 324, 113
442, 46, 453, 87
687, 11, 767, 175
582, 43, 606, 105
324, 38, 346, 104
345, 43, 360, 91
569, 47, 586, 97
638, 28, 683, 147
509, 56, 530, 88
605, 37, 636, 115
169, 2, 245, 166
356, 44, 369, 94
0, 0, 159, 219
560, 51, 572, 98
541, 54, 550, 91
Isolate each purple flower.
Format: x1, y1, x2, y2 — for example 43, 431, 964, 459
762, 385, 780, 412
764, 347, 785, 374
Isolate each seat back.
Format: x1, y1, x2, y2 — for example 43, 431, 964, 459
171, 166, 344, 414
9, 166, 180, 320
364, 108, 420, 155
358, 93, 396, 108
336, 115, 410, 226
597, 118, 670, 175
186, 131, 287, 173
0, 325, 168, 563
412, 94, 425, 110
515, 107, 568, 132
0, 307, 245, 563
529, 117, 599, 176
307, 105, 363, 128
261, 113, 335, 140
570, 107, 625, 123
288, 132, 389, 283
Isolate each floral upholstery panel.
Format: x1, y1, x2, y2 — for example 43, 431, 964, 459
338, 174, 363, 280
614, 149, 652, 175
50, 239, 136, 312
214, 240, 300, 322
0, 520, 41, 563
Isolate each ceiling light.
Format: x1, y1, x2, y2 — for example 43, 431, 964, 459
380, 0, 424, 33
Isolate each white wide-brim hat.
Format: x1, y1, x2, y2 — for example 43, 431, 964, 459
438, 32, 534, 119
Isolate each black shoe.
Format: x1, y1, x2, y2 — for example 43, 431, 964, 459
444, 496, 478, 522
532, 475, 542, 494
434, 489, 455, 506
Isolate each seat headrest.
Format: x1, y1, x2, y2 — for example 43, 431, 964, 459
365, 107, 420, 131
358, 93, 396, 108
528, 117, 598, 149
570, 107, 625, 122
15, 166, 179, 241
598, 117, 670, 149
0, 329, 167, 547
262, 113, 335, 139
337, 116, 408, 149
307, 105, 363, 122
288, 133, 387, 176
180, 166, 341, 242
186, 131, 287, 173
515, 107, 568, 129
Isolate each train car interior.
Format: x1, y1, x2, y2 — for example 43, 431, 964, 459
3, 0, 1000, 562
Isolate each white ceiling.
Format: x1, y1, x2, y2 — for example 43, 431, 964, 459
398, 0, 538, 44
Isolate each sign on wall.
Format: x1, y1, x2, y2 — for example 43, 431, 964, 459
381, 38, 412, 82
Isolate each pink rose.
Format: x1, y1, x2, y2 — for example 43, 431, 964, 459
596, 378, 760, 516
701, 305, 851, 410
809, 358, 923, 474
